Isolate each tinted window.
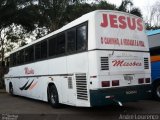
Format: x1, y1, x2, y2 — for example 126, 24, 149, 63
16, 50, 24, 65
13, 53, 16, 66
20, 50, 24, 64
35, 41, 47, 60
67, 29, 76, 53
56, 33, 65, 55
41, 41, 47, 58
76, 25, 87, 51
150, 47, 160, 56
24, 46, 34, 63
49, 37, 56, 57
16, 51, 21, 65
10, 53, 16, 66
35, 43, 41, 60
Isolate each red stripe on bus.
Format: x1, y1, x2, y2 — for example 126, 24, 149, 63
29, 82, 38, 90
151, 56, 160, 62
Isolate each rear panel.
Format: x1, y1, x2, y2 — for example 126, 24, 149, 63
90, 11, 149, 51
88, 11, 151, 106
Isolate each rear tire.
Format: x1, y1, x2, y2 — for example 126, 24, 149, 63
153, 82, 160, 101
48, 85, 60, 108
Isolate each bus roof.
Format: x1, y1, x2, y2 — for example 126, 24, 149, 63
146, 29, 160, 36
10, 10, 143, 55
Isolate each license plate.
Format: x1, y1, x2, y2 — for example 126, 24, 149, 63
126, 90, 137, 95
124, 75, 134, 81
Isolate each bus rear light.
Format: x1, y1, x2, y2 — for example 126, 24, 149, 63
112, 80, 119, 86
101, 81, 110, 87
138, 78, 144, 84
145, 78, 150, 83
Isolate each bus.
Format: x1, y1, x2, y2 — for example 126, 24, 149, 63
148, 29, 160, 101
4, 10, 151, 107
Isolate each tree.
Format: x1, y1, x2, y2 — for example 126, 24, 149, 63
96, 1, 116, 10
63, 3, 96, 24
144, 1, 160, 29
35, 0, 73, 32
0, 0, 44, 62
63, 1, 117, 25
0, 0, 42, 88
117, 0, 142, 18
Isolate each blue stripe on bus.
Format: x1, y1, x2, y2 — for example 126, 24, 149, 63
151, 61, 160, 81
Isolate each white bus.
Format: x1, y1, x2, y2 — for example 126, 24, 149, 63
5, 10, 151, 107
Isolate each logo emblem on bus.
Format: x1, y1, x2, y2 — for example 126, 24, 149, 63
112, 60, 142, 67
24, 67, 34, 75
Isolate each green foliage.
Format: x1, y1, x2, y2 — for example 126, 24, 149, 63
117, 0, 133, 12
63, 3, 96, 24
36, 0, 72, 32
146, 23, 160, 30
130, 8, 142, 18
96, 1, 116, 10
0, 0, 40, 31
62, 1, 116, 26
117, 0, 142, 18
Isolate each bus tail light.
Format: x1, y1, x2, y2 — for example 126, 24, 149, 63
112, 80, 119, 86
138, 78, 144, 84
145, 78, 150, 83
101, 81, 110, 87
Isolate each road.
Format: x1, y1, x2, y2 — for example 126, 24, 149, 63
0, 92, 160, 120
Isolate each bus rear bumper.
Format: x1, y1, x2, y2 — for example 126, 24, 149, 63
90, 85, 152, 107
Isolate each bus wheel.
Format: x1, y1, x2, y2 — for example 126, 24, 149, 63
153, 82, 160, 101
9, 83, 14, 96
48, 85, 60, 108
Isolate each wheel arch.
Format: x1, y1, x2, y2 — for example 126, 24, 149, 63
47, 82, 57, 102
152, 78, 160, 100
152, 78, 160, 86
9, 82, 13, 89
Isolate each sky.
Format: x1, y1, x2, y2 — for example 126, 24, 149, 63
106, 0, 158, 17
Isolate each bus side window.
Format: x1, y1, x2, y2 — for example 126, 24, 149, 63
5, 57, 9, 67
35, 43, 41, 60
76, 25, 87, 51
20, 50, 24, 64
24, 46, 34, 63
16, 51, 21, 65
67, 29, 76, 53
12, 53, 17, 66
49, 37, 56, 57
56, 33, 65, 55
10, 54, 13, 66
41, 40, 47, 59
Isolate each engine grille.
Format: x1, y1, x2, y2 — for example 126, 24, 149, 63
75, 73, 88, 100
101, 57, 109, 70
144, 58, 149, 69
